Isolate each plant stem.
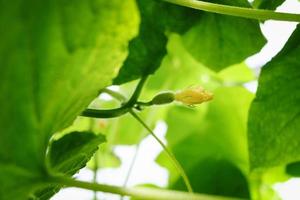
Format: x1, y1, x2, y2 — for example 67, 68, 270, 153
81, 76, 148, 119
93, 151, 99, 200
126, 76, 148, 107
102, 88, 127, 103
163, 0, 300, 22
88, 119, 98, 200
121, 143, 141, 200
136, 101, 153, 107
50, 176, 244, 200
81, 107, 130, 118
129, 110, 194, 193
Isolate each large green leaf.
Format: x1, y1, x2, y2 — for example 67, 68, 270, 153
248, 26, 300, 170
157, 87, 253, 198
33, 131, 105, 200
0, 1, 138, 199
182, 0, 265, 71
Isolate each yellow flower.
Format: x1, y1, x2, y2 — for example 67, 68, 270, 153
175, 86, 213, 106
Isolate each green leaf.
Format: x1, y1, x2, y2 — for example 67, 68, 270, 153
182, 0, 265, 71
48, 132, 105, 174
252, 0, 285, 10
113, 0, 200, 84
33, 131, 106, 200
286, 161, 300, 177
157, 86, 253, 198
52, 116, 123, 169
172, 160, 249, 197
248, 26, 300, 170
0, 1, 138, 199
0, 165, 42, 200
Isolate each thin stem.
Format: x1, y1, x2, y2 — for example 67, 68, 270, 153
163, 0, 300, 22
126, 76, 148, 107
88, 119, 98, 200
50, 176, 244, 200
121, 143, 141, 200
129, 110, 194, 193
102, 88, 127, 103
93, 152, 99, 200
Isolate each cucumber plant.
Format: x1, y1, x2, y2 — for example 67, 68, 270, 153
1, 0, 300, 199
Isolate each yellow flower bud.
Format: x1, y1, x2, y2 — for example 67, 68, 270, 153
174, 86, 213, 105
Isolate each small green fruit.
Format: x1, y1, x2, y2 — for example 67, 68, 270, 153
151, 92, 175, 105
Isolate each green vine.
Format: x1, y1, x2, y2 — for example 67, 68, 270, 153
163, 0, 300, 22
49, 176, 245, 200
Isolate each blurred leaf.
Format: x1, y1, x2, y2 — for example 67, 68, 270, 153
252, 0, 285, 10
248, 26, 300, 170
218, 62, 255, 84
146, 34, 221, 92
0, 0, 138, 199
182, 0, 265, 71
249, 166, 288, 200
173, 160, 249, 197
33, 131, 105, 200
157, 87, 253, 198
147, 34, 255, 93
286, 161, 300, 177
